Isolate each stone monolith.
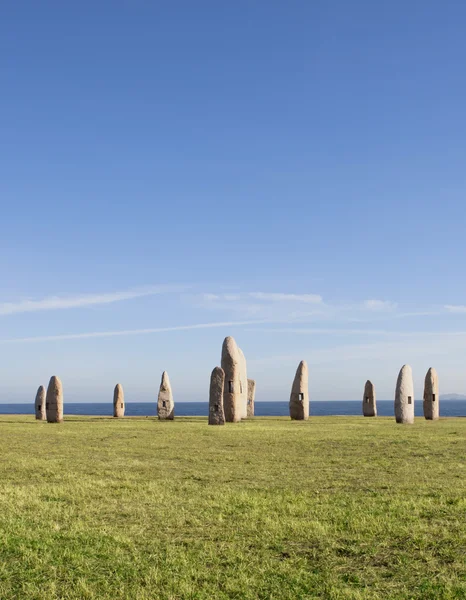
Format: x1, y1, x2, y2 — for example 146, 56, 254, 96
35, 385, 46, 421
209, 367, 225, 425
423, 367, 439, 420
158, 371, 174, 420
238, 347, 248, 418
362, 380, 377, 417
247, 379, 256, 417
289, 360, 309, 420
394, 364, 414, 424
221, 336, 242, 422
113, 383, 125, 418
46, 376, 63, 423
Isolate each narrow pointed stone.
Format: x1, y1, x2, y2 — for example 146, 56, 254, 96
289, 361, 309, 420
158, 371, 174, 420
113, 383, 125, 418
394, 364, 414, 424
247, 379, 256, 417
362, 380, 377, 417
46, 376, 63, 423
209, 367, 225, 425
35, 385, 46, 421
238, 347, 248, 418
221, 336, 241, 422
423, 367, 439, 420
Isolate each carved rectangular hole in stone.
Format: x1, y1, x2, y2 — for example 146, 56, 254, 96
298, 393, 304, 400
214, 404, 219, 412
229, 381, 234, 393
162, 401, 166, 408
46, 403, 49, 409
432, 394, 435, 402
37, 405, 41, 410
408, 396, 412, 404
240, 382, 243, 393
121, 403, 123, 408
365, 397, 370, 403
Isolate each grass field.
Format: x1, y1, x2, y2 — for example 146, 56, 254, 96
0, 415, 464, 599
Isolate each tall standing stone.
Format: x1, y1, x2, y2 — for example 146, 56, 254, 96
362, 380, 377, 417
394, 364, 414, 424
35, 385, 46, 421
289, 360, 309, 420
238, 347, 248, 418
209, 367, 225, 425
113, 383, 125, 418
247, 379, 256, 417
221, 336, 242, 422
423, 367, 439, 420
157, 371, 174, 420
46, 376, 63, 423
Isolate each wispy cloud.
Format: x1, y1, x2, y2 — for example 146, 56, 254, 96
444, 305, 466, 313
0, 319, 273, 344
248, 292, 323, 303
0, 285, 184, 316
363, 299, 398, 312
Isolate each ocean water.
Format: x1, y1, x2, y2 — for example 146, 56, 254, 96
0, 400, 464, 417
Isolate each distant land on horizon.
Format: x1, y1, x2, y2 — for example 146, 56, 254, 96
439, 393, 466, 401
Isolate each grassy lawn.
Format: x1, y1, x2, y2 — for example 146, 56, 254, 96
0, 415, 464, 599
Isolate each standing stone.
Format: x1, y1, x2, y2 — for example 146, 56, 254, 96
113, 383, 125, 418
209, 367, 225, 425
362, 380, 377, 417
394, 364, 414, 424
289, 360, 309, 420
46, 376, 63, 423
35, 385, 46, 421
423, 367, 439, 420
238, 347, 248, 418
247, 379, 256, 417
221, 336, 242, 422
157, 371, 174, 420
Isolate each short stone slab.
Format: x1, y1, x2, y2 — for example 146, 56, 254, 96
247, 379, 256, 418
423, 367, 439, 420
113, 383, 125, 418
158, 371, 174, 420
35, 385, 46, 421
395, 364, 414, 424
46, 375, 63, 423
362, 380, 377, 417
289, 360, 309, 420
221, 336, 242, 422
209, 367, 225, 425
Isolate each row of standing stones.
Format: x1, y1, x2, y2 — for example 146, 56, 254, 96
34, 339, 439, 425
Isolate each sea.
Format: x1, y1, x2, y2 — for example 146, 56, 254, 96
0, 400, 464, 417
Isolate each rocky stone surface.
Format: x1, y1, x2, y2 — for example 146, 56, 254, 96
362, 380, 377, 417
158, 371, 174, 420
35, 385, 46, 421
247, 379, 256, 417
289, 360, 309, 420
395, 364, 414, 424
209, 366, 225, 425
46, 376, 63, 423
113, 383, 125, 418
221, 336, 242, 422
238, 347, 248, 418
423, 367, 439, 420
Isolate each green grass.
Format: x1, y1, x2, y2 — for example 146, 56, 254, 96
0, 415, 464, 599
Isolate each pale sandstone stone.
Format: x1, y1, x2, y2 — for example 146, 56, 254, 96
221, 336, 241, 422
289, 360, 309, 420
423, 367, 439, 420
35, 385, 46, 421
158, 371, 174, 420
46, 376, 63, 423
395, 364, 414, 424
209, 367, 225, 425
238, 347, 248, 418
362, 380, 377, 417
113, 383, 125, 418
247, 379, 256, 417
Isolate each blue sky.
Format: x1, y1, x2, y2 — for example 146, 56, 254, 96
1, 1, 466, 403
